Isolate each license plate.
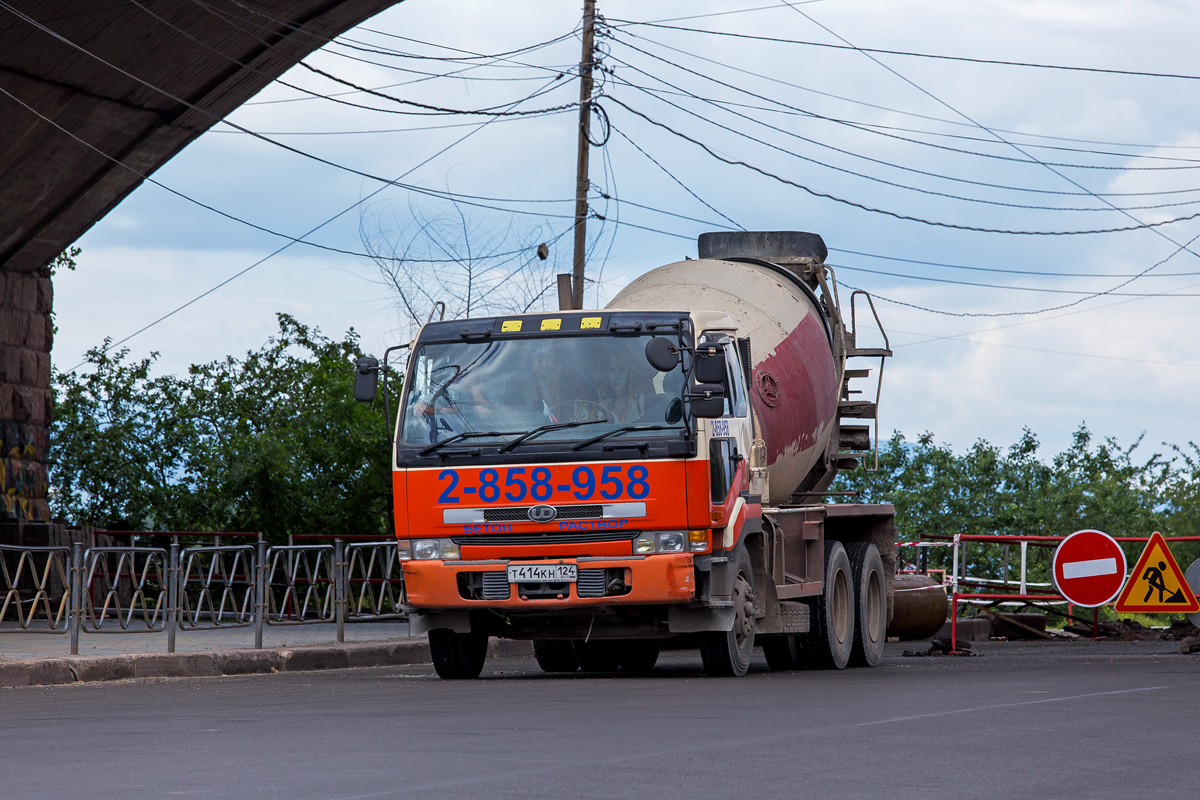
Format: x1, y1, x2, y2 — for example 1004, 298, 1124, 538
507, 564, 577, 583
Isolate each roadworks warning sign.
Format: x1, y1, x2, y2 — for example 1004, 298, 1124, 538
1114, 531, 1200, 613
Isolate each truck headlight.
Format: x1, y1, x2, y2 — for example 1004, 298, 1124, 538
397, 539, 412, 561
656, 532, 685, 552
633, 532, 690, 553
688, 530, 709, 552
412, 538, 460, 560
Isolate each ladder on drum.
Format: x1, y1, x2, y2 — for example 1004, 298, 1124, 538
836, 290, 892, 472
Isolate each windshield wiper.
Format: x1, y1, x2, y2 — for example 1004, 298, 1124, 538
419, 430, 517, 456
570, 425, 675, 451
497, 420, 608, 453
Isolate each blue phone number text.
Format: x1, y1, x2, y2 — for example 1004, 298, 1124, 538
438, 465, 650, 504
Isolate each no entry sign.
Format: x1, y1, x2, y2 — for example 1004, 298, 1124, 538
1053, 529, 1127, 607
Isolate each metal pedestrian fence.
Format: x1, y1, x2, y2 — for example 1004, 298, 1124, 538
0, 544, 71, 633
0, 538, 406, 655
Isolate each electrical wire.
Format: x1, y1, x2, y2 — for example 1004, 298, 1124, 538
890, 329, 1200, 369
613, 36, 1200, 175
214, 0, 581, 66
840, 231, 1200, 317
123, 0, 579, 119
608, 124, 743, 230
606, 97, 1200, 236
616, 28, 1200, 156
828, 247, 1200, 280
831, 262, 1200, 296
55, 81, 578, 370
779, 2, 1200, 301
608, 18, 1200, 82
610, 73, 1200, 214
1, 1, 595, 217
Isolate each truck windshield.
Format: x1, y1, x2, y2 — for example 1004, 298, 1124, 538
400, 335, 687, 448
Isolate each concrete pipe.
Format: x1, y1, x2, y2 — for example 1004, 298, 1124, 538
887, 573, 948, 640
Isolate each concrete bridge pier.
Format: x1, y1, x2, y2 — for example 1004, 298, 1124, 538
1, 266, 52, 522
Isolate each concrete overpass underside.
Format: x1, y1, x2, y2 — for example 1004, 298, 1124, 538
0, 0, 399, 522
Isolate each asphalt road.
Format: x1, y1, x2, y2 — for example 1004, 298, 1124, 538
3, 640, 1197, 799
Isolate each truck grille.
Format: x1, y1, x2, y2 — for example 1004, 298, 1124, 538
576, 569, 606, 598
481, 571, 511, 600
452, 530, 638, 547
484, 505, 603, 522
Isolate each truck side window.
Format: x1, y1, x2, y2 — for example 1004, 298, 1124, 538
723, 342, 748, 418
698, 331, 735, 417
710, 438, 739, 504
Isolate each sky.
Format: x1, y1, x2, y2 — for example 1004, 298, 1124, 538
49, 0, 1200, 462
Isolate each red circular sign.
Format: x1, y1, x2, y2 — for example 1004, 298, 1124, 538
1053, 529, 1127, 607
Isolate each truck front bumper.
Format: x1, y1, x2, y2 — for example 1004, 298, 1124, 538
402, 554, 696, 610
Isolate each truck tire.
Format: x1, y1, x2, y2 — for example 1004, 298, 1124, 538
574, 640, 622, 672
761, 635, 803, 671
803, 541, 854, 670
700, 545, 756, 677
429, 629, 488, 679
533, 639, 579, 673
846, 542, 887, 667
615, 639, 661, 672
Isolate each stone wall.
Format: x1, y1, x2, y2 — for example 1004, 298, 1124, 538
0, 267, 53, 522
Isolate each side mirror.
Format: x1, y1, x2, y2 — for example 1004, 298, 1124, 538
689, 383, 725, 418
354, 356, 379, 402
693, 350, 726, 385
645, 337, 680, 372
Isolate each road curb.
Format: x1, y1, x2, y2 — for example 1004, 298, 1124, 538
0, 638, 533, 687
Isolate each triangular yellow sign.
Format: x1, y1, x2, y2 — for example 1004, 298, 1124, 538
1114, 531, 1199, 613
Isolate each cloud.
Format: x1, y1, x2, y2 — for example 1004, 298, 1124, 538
52, 0, 1200, 459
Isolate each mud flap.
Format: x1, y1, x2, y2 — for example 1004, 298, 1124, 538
409, 609, 472, 635
668, 604, 736, 633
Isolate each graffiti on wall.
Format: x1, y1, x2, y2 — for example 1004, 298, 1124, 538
2, 441, 49, 521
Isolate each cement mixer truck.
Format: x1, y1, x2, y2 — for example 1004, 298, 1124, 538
356, 231, 898, 679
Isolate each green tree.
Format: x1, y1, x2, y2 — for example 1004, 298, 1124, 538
834, 425, 1193, 583
49, 315, 397, 542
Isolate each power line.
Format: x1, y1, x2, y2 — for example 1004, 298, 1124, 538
610, 73, 1200, 215
616, 28, 1200, 155
839, 230, 1200, 318
609, 18, 1200, 82
608, 124, 743, 230
124, 0, 578, 119
1, 3, 594, 217
829, 247, 1200, 280
612, 36, 1200, 175
831, 261, 1200, 296
57, 83, 576, 371
617, 65, 1200, 173
606, 97, 1200, 236
890, 329, 1200, 369
213, 0, 580, 66
778, 2, 1200, 302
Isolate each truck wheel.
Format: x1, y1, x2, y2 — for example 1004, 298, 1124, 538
846, 542, 887, 667
533, 639, 579, 673
615, 640, 661, 672
573, 640, 621, 672
700, 545, 756, 677
762, 635, 803, 670
803, 541, 854, 670
428, 629, 488, 679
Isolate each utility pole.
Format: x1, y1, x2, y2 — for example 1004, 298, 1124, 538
571, 0, 597, 310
